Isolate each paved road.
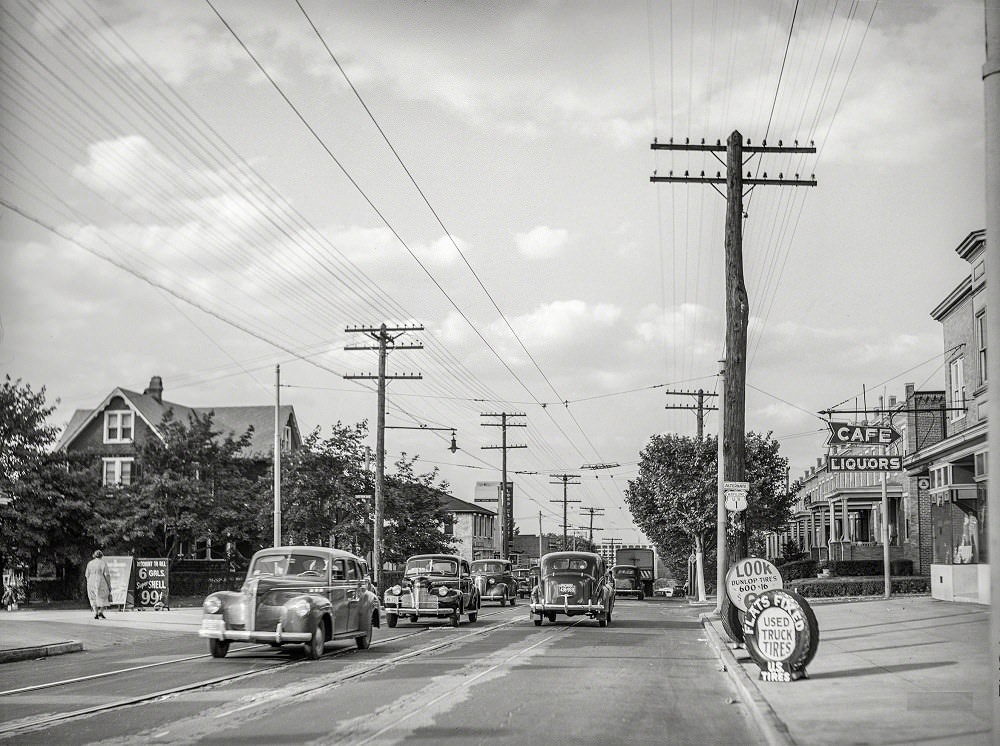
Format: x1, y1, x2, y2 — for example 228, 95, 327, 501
0, 598, 761, 745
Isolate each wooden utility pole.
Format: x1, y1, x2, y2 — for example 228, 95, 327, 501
344, 323, 423, 593
273, 364, 281, 547
664, 388, 718, 440
481, 412, 526, 558
549, 473, 581, 547
579, 506, 605, 545
651, 131, 816, 563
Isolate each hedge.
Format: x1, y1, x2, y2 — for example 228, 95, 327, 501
788, 575, 930, 598
777, 558, 818, 581
828, 559, 913, 577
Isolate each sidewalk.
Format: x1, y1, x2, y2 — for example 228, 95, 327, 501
0, 605, 203, 663
699, 595, 991, 746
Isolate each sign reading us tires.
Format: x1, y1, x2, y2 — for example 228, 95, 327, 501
742, 588, 819, 682
725, 557, 783, 612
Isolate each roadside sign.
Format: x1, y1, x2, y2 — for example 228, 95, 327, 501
725, 557, 783, 612
723, 481, 749, 491
104, 556, 134, 608
828, 455, 903, 472
826, 421, 901, 447
742, 588, 819, 682
723, 481, 749, 512
134, 558, 169, 609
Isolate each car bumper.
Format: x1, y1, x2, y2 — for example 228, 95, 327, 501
614, 589, 642, 597
530, 600, 606, 615
197, 617, 312, 643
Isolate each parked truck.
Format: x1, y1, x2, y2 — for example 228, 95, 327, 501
614, 547, 655, 598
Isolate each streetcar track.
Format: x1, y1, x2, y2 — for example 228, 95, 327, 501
0, 607, 521, 739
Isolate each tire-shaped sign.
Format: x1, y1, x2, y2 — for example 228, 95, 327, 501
720, 593, 744, 645
741, 588, 819, 682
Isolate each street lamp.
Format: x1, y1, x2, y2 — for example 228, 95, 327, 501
384, 425, 459, 453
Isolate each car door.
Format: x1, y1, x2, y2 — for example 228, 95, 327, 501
460, 559, 473, 607
329, 558, 350, 635
345, 559, 362, 632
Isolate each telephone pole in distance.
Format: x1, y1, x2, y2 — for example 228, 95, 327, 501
344, 323, 423, 593
550, 473, 581, 546
664, 388, 719, 440
481, 412, 526, 559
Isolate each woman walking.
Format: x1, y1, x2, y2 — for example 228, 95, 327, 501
85, 550, 112, 619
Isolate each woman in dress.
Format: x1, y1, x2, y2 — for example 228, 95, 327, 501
85, 550, 112, 619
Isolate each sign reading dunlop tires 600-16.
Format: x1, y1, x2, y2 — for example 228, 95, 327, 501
742, 588, 819, 682
725, 557, 783, 612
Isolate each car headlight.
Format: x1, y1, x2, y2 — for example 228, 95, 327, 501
203, 596, 222, 614
391, 585, 402, 595
438, 586, 449, 597
487, 578, 495, 586
286, 598, 310, 617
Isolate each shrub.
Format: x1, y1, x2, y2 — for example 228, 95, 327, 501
788, 575, 929, 598
777, 558, 818, 581
828, 559, 913, 577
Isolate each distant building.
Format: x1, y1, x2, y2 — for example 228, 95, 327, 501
511, 533, 561, 566
438, 493, 497, 561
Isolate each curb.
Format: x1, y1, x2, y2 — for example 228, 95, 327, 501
0, 641, 83, 664
699, 613, 795, 746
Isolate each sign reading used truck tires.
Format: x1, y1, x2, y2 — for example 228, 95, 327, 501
742, 588, 819, 682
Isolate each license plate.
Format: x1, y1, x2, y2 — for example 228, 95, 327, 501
201, 618, 224, 632
558, 583, 576, 594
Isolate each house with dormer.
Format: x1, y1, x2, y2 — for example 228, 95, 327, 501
55, 375, 301, 488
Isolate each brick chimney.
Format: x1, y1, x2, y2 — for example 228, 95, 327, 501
144, 376, 163, 403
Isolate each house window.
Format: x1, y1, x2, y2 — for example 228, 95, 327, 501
444, 515, 454, 536
103, 457, 134, 486
948, 357, 965, 420
976, 311, 987, 385
104, 410, 133, 443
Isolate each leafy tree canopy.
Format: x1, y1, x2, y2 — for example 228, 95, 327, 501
382, 454, 455, 565
0, 375, 58, 484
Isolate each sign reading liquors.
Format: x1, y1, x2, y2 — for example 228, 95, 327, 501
725, 557, 783, 612
742, 588, 819, 682
828, 455, 902, 472
134, 558, 169, 609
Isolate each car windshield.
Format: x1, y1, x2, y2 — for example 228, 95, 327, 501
614, 567, 637, 579
405, 558, 458, 576
250, 553, 327, 578
545, 556, 595, 574
471, 561, 506, 574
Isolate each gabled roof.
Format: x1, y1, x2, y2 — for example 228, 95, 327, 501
55, 384, 299, 459
438, 492, 496, 516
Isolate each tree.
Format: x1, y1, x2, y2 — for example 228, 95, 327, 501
280, 423, 371, 552
0, 376, 59, 484
109, 410, 258, 564
381, 454, 455, 565
625, 431, 793, 602
0, 376, 61, 596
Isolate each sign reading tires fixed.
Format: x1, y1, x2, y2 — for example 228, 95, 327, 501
742, 588, 819, 682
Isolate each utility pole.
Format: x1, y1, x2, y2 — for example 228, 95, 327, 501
273, 364, 281, 547
579, 506, 605, 545
664, 388, 719, 440
344, 323, 423, 593
549, 473, 581, 547
984, 1, 1000, 738
481, 412, 527, 559
652, 131, 816, 563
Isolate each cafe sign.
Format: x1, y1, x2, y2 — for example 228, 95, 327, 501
742, 588, 819, 682
826, 421, 901, 447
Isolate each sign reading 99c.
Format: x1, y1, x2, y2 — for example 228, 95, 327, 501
134, 558, 170, 609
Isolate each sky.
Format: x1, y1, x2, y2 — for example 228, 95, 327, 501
0, 1, 989, 546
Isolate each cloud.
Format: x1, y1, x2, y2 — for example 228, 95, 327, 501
514, 226, 569, 260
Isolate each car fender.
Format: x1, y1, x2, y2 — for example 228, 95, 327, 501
280, 593, 333, 634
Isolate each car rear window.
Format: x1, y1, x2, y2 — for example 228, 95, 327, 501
472, 562, 505, 573
547, 557, 594, 573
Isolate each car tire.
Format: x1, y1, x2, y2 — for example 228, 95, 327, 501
468, 609, 478, 622
533, 616, 542, 626
208, 639, 230, 658
546, 612, 556, 623
450, 612, 460, 628
387, 613, 398, 628
499, 596, 506, 606
306, 619, 325, 660
409, 614, 419, 623
356, 612, 373, 650
599, 614, 608, 627
508, 592, 515, 607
